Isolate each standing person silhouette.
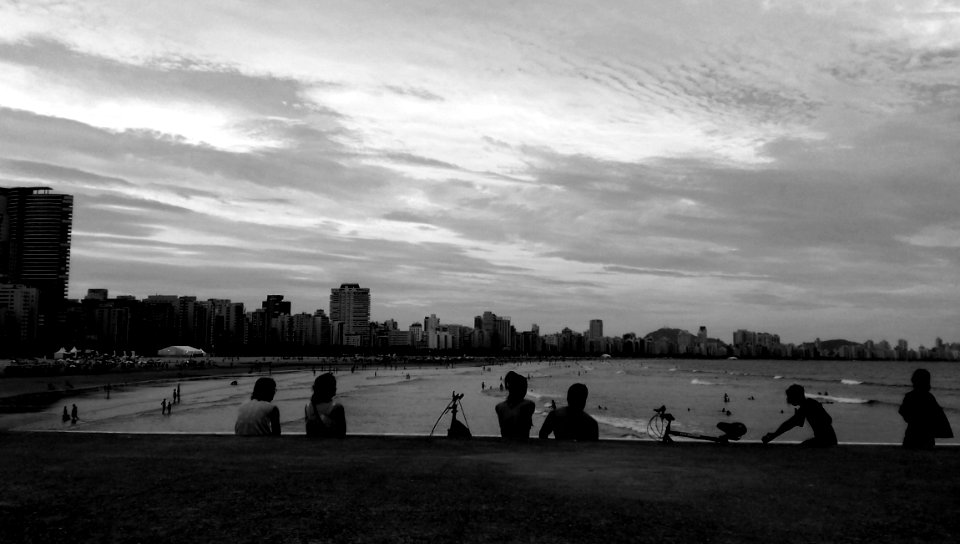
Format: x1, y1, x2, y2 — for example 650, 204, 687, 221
899, 369, 953, 449
70, 404, 78, 424
304, 373, 346, 438
495, 371, 536, 439
234, 378, 281, 436
538, 383, 599, 441
762, 384, 837, 447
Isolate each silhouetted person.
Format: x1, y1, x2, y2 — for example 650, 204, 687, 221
161, 398, 167, 415
762, 384, 837, 447
62, 406, 70, 423
234, 377, 281, 436
304, 373, 346, 438
899, 369, 953, 449
538, 383, 599, 441
70, 404, 78, 424
495, 371, 536, 439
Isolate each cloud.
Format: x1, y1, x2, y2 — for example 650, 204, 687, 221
1, 1, 959, 344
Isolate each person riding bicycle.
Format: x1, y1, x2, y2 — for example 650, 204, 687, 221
762, 384, 837, 447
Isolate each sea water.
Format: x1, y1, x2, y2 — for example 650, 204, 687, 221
3, 359, 957, 445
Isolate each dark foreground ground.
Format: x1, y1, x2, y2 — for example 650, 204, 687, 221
1, 433, 957, 544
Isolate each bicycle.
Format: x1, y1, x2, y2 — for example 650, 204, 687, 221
647, 405, 747, 443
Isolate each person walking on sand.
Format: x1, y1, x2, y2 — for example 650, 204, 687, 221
496, 371, 536, 439
899, 369, 953, 449
304, 373, 346, 438
70, 404, 78, 424
235, 378, 281, 436
762, 384, 837, 447
161, 398, 167, 415
538, 383, 599, 441
62, 406, 70, 423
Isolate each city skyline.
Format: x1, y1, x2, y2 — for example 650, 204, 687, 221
67, 283, 955, 351
1, 2, 958, 347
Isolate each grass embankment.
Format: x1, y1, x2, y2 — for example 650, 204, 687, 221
1, 433, 957, 543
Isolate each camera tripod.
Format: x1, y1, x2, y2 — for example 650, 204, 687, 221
430, 391, 472, 438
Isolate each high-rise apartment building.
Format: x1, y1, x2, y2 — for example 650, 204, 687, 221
589, 319, 603, 339
329, 283, 370, 344
0, 186, 74, 345
0, 283, 39, 345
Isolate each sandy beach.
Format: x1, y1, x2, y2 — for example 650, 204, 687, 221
4, 358, 957, 445
1, 432, 958, 543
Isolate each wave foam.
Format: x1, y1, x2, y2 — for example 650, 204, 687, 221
809, 394, 874, 405
840, 379, 863, 385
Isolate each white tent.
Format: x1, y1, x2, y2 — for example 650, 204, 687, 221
157, 345, 206, 357
54, 347, 68, 360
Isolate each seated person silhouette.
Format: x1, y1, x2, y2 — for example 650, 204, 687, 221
305, 373, 346, 438
538, 383, 599, 441
762, 384, 836, 447
495, 371, 536, 439
899, 368, 953, 449
234, 377, 281, 436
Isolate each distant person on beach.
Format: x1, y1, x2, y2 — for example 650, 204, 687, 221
495, 371, 536, 439
762, 384, 837, 447
538, 383, 599, 441
234, 377, 281, 436
305, 373, 346, 438
161, 398, 167, 415
62, 406, 70, 423
899, 369, 953, 449
71, 404, 78, 424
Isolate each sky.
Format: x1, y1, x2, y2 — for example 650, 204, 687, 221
1, 1, 958, 346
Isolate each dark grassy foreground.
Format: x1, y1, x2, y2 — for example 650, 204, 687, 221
1, 434, 957, 544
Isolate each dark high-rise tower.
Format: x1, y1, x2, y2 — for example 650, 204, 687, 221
0, 186, 74, 345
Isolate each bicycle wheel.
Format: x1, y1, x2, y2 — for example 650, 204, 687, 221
647, 414, 667, 440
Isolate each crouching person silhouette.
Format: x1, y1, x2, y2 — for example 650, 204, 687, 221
762, 384, 836, 447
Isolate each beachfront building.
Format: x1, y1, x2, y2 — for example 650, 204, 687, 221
425, 313, 440, 349
330, 283, 370, 345
587, 319, 604, 353
0, 283, 39, 349
0, 186, 74, 349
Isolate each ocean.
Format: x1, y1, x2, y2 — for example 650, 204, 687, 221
3, 358, 958, 445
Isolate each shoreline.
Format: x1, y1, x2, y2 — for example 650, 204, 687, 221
12, 428, 960, 447
2, 433, 958, 543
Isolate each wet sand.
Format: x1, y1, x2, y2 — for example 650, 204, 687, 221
1, 433, 958, 543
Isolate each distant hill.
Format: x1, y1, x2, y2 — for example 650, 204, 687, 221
816, 339, 861, 351
643, 327, 689, 342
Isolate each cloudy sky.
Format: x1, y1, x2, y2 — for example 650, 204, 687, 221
1, 1, 958, 346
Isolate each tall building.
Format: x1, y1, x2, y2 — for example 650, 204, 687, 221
0, 186, 74, 346
329, 283, 370, 344
424, 313, 440, 349
0, 283, 39, 346
589, 319, 603, 339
